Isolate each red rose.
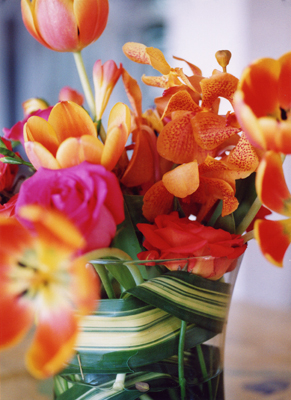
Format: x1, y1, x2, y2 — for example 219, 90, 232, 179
0, 138, 18, 191
15, 162, 124, 254
137, 212, 246, 280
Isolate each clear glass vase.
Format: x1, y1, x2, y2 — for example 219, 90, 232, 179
54, 254, 243, 400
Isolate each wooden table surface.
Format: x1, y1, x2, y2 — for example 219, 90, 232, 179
1, 301, 291, 399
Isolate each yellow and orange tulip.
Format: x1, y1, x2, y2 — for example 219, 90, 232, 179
21, 0, 109, 52
23, 100, 131, 171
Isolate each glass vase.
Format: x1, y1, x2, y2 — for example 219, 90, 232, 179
53, 254, 243, 400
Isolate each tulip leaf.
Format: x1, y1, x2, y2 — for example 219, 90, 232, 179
127, 271, 231, 332
233, 173, 257, 228
0, 156, 34, 168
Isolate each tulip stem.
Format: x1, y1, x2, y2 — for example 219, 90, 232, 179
236, 196, 262, 235
178, 320, 187, 400
73, 51, 96, 119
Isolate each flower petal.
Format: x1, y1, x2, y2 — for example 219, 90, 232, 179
25, 307, 79, 379
24, 116, 59, 155
48, 101, 97, 144
24, 141, 60, 169
162, 161, 199, 198
256, 151, 291, 216
254, 219, 291, 267
142, 181, 174, 222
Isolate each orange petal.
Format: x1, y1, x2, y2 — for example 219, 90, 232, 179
18, 205, 85, 251
0, 292, 33, 349
24, 117, 59, 155
256, 151, 291, 216
157, 112, 197, 164
142, 181, 174, 222
122, 68, 143, 119
162, 161, 199, 198
254, 219, 291, 267
145, 47, 171, 75
122, 42, 151, 65
257, 117, 291, 153
121, 128, 155, 187
238, 57, 280, 118
48, 101, 97, 144
173, 56, 202, 76
191, 112, 240, 150
141, 74, 169, 88
24, 141, 60, 169
278, 52, 291, 110
56, 135, 103, 168
233, 90, 267, 150
101, 103, 131, 171
201, 71, 239, 109
26, 307, 79, 379
161, 90, 201, 119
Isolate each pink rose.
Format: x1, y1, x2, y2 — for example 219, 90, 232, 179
137, 212, 246, 280
15, 162, 124, 253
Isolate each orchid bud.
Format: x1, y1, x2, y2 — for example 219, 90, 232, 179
93, 60, 122, 120
21, 0, 109, 52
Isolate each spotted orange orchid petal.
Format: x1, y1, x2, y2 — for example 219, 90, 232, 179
26, 308, 79, 379
278, 52, 291, 110
162, 161, 199, 198
200, 71, 239, 110
191, 112, 241, 150
48, 101, 97, 144
172, 56, 202, 76
145, 47, 171, 75
161, 90, 202, 119
142, 181, 174, 222
121, 128, 155, 187
254, 219, 291, 267
224, 133, 259, 178
56, 135, 104, 168
157, 112, 197, 164
173, 68, 200, 92
24, 116, 59, 156
122, 68, 143, 119
24, 141, 60, 170
256, 151, 291, 216
141, 74, 170, 88
122, 42, 151, 65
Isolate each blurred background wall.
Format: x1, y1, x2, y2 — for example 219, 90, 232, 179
1, 0, 291, 309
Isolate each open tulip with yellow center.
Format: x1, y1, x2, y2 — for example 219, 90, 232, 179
0, 205, 100, 378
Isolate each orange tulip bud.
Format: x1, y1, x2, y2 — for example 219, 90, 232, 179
21, 0, 109, 52
59, 86, 84, 106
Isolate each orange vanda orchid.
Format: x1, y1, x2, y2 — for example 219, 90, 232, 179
0, 205, 99, 379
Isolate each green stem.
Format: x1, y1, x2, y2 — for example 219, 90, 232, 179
92, 263, 116, 299
73, 51, 96, 119
124, 262, 144, 285
196, 344, 212, 400
178, 320, 187, 400
236, 196, 262, 235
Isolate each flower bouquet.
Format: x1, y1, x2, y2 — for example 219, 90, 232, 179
1, 1, 291, 400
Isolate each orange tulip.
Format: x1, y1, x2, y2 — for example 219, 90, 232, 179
0, 205, 99, 378
234, 52, 291, 153
23, 100, 131, 171
21, 0, 109, 52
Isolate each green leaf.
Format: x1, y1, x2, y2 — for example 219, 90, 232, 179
0, 156, 34, 168
62, 297, 215, 375
213, 212, 236, 233
233, 173, 257, 227
127, 271, 231, 332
